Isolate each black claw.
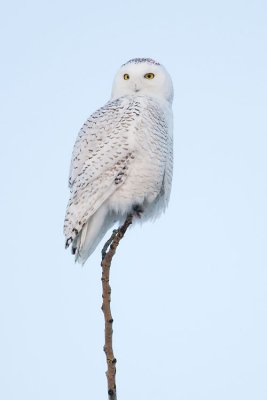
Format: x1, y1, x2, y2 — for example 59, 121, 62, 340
132, 204, 144, 218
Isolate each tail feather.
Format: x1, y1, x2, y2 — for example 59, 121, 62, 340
73, 204, 115, 264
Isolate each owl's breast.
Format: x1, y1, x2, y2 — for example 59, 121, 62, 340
107, 98, 172, 216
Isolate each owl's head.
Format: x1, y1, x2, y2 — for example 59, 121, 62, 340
111, 58, 173, 103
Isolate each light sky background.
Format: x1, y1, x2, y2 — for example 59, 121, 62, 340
0, 1, 266, 399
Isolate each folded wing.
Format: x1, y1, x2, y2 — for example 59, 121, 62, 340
64, 96, 140, 247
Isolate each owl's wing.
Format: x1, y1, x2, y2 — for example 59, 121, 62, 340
64, 96, 140, 245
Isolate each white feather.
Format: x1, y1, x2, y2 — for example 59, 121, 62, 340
64, 58, 174, 263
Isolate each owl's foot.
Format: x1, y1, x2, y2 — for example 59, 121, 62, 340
132, 204, 144, 218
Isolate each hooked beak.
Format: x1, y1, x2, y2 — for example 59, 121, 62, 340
134, 83, 141, 93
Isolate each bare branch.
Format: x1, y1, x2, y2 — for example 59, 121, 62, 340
101, 214, 133, 400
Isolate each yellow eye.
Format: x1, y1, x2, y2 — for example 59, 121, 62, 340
123, 73, 130, 80
144, 73, 155, 79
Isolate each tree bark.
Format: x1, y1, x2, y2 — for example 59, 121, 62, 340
101, 214, 133, 400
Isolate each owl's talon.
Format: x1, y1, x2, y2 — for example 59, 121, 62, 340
132, 204, 144, 218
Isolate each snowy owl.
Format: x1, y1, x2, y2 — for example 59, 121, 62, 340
64, 58, 173, 264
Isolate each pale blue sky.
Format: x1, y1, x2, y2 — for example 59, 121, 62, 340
0, 1, 266, 399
